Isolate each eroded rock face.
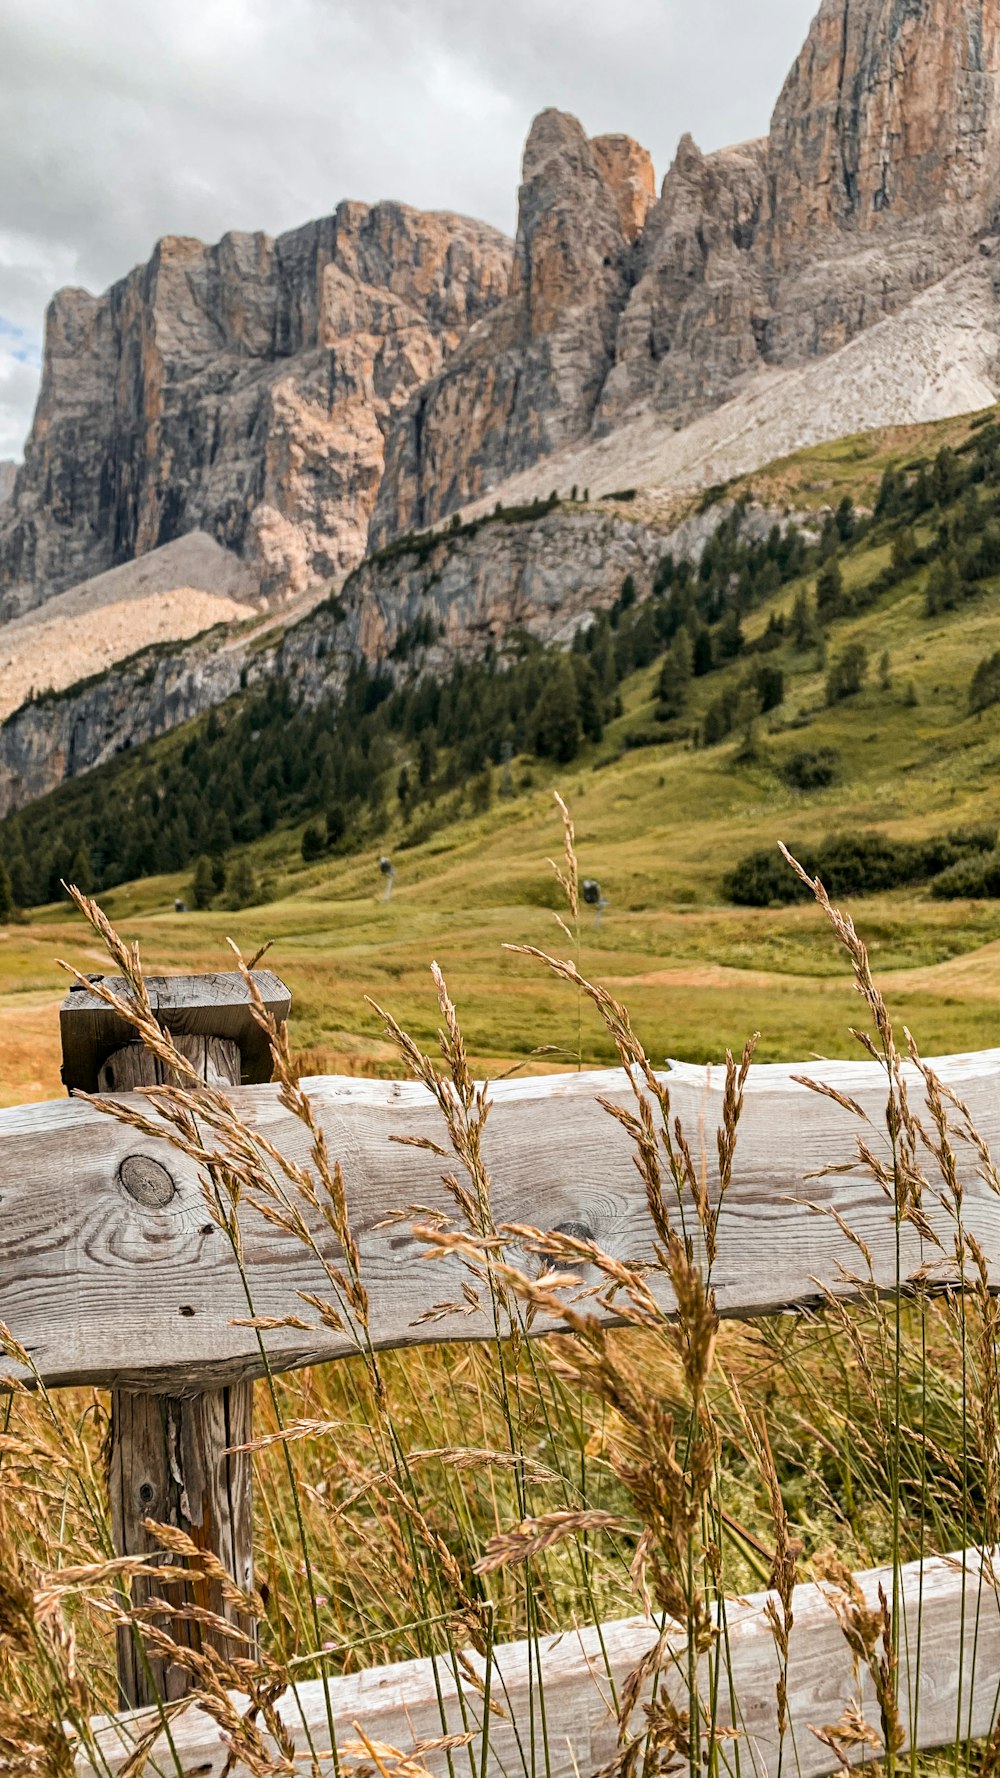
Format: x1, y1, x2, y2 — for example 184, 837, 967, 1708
376, 0, 1000, 531
596, 135, 769, 430
769, 0, 1000, 252
762, 0, 1000, 358
0, 499, 788, 817
0, 463, 15, 508
604, 0, 1000, 415
0, 204, 511, 616
369, 113, 653, 543
5, 0, 1000, 611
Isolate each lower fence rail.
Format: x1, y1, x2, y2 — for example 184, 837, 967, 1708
83, 1546, 1000, 1778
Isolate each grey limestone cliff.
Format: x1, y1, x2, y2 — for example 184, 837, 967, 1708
0, 204, 511, 619
374, 0, 1000, 531
0, 499, 789, 818
3, 0, 998, 670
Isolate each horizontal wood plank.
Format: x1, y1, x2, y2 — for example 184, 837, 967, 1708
3, 1051, 1000, 1391
82, 1545, 1000, 1776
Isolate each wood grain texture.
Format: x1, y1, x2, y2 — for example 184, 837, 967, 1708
83, 1545, 1000, 1776
6, 1050, 1000, 1392
109, 1385, 254, 1708
60, 970, 290, 1092
100, 1035, 255, 1711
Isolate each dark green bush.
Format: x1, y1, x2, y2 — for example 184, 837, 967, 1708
301, 823, 325, 863
724, 828, 997, 906
931, 850, 1000, 899
948, 824, 999, 854
722, 847, 815, 907
780, 748, 841, 790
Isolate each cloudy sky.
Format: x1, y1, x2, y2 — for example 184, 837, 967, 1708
0, 0, 818, 460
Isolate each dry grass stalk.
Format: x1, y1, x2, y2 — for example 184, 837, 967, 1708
812, 1559, 904, 1771
475, 1510, 630, 1574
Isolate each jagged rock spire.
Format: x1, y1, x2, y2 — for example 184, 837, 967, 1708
769, 0, 1000, 253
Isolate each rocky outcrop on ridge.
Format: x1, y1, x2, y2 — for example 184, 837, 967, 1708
0, 205, 511, 618
594, 134, 770, 433
370, 113, 656, 542
0, 499, 791, 818
0, 463, 15, 508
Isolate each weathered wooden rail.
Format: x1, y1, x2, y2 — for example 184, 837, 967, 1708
82, 1548, 1000, 1778
3, 970, 1000, 1769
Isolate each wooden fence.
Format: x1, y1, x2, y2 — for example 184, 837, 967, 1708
3, 971, 1000, 1773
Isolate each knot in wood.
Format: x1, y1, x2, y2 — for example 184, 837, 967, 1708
119, 1153, 177, 1209
554, 1220, 594, 1244
538, 1219, 595, 1276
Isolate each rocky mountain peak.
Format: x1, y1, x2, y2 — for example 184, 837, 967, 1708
768, 0, 1000, 258
591, 134, 657, 244
6, 0, 1000, 619
369, 111, 654, 542
511, 109, 647, 340
0, 201, 512, 618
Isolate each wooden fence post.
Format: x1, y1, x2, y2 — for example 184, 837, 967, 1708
60, 970, 291, 1710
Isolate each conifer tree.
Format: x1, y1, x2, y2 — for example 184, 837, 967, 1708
891, 527, 917, 578
790, 587, 817, 648
8, 850, 27, 909
657, 629, 693, 718
692, 625, 714, 676
970, 650, 1000, 715
816, 558, 846, 621
572, 659, 605, 742
471, 764, 494, 812
826, 642, 869, 705
925, 554, 962, 615
192, 855, 215, 910
534, 660, 581, 764
227, 855, 258, 908
69, 844, 94, 895
715, 609, 745, 661
418, 731, 437, 788
209, 810, 232, 892
301, 824, 325, 862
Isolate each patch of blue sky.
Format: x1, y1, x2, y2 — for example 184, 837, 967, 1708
0, 317, 41, 367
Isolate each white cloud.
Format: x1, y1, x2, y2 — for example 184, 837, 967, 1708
0, 0, 819, 460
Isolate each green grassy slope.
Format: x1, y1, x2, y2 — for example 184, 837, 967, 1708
6, 409, 1000, 1105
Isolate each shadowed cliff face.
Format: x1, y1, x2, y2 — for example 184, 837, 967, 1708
3, 0, 1000, 617
0, 204, 511, 619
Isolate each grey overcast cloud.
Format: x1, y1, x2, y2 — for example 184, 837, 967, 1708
0, 0, 818, 460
